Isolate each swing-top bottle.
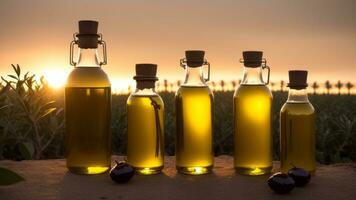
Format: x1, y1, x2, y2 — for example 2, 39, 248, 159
65, 20, 111, 174
233, 51, 273, 175
175, 50, 214, 175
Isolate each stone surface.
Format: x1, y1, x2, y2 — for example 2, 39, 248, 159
1, 156, 356, 200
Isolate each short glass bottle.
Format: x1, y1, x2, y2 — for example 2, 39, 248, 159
233, 51, 273, 175
127, 64, 164, 175
175, 50, 214, 175
65, 20, 111, 175
280, 70, 316, 173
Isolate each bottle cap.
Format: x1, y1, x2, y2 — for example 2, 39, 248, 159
185, 50, 205, 67
79, 20, 98, 35
134, 63, 158, 89
134, 63, 158, 80
242, 51, 263, 68
133, 63, 158, 90
287, 70, 308, 89
77, 20, 100, 48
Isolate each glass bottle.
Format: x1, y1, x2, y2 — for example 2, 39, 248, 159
65, 20, 111, 174
175, 50, 214, 175
233, 51, 273, 175
127, 64, 164, 175
280, 70, 315, 173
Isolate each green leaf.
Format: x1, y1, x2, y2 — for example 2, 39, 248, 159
18, 142, 34, 160
24, 72, 29, 79
56, 108, 64, 116
0, 167, 24, 185
38, 108, 57, 120
0, 105, 9, 113
7, 75, 18, 80
40, 101, 56, 109
11, 64, 18, 77
16, 64, 21, 77
1, 76, 9, 83
40, 76, 45, 84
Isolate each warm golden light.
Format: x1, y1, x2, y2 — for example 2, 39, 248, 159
43, 69, 67, 89
138, 167, 160, 175
87, 166, 109, 174
249, 167, 263, 175
42, 71, 134, 93
186, 167, 208, 175
111, 79, 134, 94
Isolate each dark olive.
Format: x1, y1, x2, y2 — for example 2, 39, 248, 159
110, 161, 135, 184
268, 172, 295, 194
288, 167, 311, 187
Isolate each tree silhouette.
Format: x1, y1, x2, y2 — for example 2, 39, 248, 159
156, 82, 160, 92
163, 79, 168, 92
325, 80, 332, 95
231, 80, 237, 91
220, 80, 225, 91
346, 82, 354, 95
211, 81, 216, 91
170, 83, 174, 92
335, 80, 343, 95
177, 80, 181, 87
280, 80, 285, 92
312, 82, 319, 95
270, 82, 275, 92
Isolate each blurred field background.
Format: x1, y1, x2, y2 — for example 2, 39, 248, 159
0, 65, 355, 164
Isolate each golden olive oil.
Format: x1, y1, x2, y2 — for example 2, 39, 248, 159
233, 85, 273, 175
65, 87, 111, 174
175, 86, 214, 175
280, 102, 315, 173
127, 95, 164, 175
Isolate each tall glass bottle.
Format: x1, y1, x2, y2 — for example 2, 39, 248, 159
233, 51, 273, 175
127, 64, 164, 175
65, 20, 111, 174
280, 70, 315, 173
175, 50, 214, 175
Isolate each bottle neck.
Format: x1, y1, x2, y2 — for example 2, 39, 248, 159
183, 66, 206, 86
133, 87, 157, 96
76, 48, 100, 67
241, 66, 264, 85
287, 88, 309, 103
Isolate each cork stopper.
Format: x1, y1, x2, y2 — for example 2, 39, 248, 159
242, 51, 263, 68
287, 70, 308, 89
133, 64, 158, 89
77, 20, 100, 48
185, 50, 205, 67
79, 20, 98, 34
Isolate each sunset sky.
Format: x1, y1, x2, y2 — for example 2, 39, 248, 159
0, 0, 355, 92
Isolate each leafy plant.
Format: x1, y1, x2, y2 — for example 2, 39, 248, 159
0, 167, 24, 185
0, 64, 64, 160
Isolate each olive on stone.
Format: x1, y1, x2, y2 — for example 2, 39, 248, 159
110, 161, 135, 184
288, 167, 311, 187
268, 172, 295, 194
